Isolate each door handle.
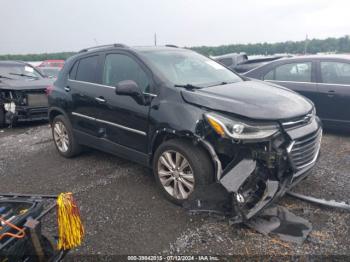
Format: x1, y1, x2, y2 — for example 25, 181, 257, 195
64, 86, 71, 92
327, 90, 336, 97
95, 96, 106, 103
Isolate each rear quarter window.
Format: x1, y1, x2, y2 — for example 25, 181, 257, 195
69, 61, 79, 80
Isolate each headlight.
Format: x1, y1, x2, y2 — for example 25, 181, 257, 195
205, 113, 279, 140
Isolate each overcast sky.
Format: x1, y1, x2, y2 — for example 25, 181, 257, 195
1, 0, 349, 54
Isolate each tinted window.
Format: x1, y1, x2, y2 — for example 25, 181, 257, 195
274, 62, 312, 82
218, 58, 233, 67
264, 70, 274, 80
69, 61, 79, 79
103, 54, 149, 92
76, 56, 99, 83
321, 61, 350, 85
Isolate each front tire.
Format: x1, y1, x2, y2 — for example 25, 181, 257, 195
52, 115, 81, 158
153, 139, 214, 205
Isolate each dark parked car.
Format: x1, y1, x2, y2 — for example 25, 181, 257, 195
213, 54, 286, 73
48, 44, 322, 220
234, 55, 288, 73
0, 61, 53, 127
244, 55, 350, 130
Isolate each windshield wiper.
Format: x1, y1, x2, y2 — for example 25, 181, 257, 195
0, 74, 14, 80
207, 81, 235, 87
174, 84, 202, 90
9, 73, 39, 79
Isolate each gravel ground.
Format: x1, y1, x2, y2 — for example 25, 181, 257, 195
0, 123, 349, 259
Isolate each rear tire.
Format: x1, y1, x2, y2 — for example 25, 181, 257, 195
52, 115, 81, 158
153, 139, 214, 205
0, 106, 5, 128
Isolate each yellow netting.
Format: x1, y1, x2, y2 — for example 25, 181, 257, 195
56, 193, 84, 250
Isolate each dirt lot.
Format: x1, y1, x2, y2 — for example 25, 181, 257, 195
0, 123, 349, 259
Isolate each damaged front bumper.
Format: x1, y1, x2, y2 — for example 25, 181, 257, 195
187, 116, 322, 222
3, 103, 48, 125
1, 90, 49, 125
9, 105, 48, 122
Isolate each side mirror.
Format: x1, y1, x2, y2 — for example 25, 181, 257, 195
115, 80, 142, 97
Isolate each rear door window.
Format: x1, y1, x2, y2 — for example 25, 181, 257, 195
320, 61, 350, 85
76, 56, 99, 83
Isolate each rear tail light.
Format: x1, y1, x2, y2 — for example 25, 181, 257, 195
45, 85, 54, 96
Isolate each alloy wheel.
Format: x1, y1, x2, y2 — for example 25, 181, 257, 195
53, 121, 69, 153
157, 150, 195, 200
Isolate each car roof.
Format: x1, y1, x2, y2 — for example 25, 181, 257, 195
212, 53, 247, 59
277, 54, 350, 61
76, 44, 189, 56
0, 60, 28, 67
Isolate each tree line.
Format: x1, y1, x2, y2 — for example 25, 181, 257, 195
191, 35, 350, 56
0, 52, 76, 62
0, 36, 349, 61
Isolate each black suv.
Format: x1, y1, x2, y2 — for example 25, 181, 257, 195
48, 44, 322, 219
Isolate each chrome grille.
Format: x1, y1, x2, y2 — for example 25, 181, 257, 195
289, 128, 322, 170
282, 113, 313, 130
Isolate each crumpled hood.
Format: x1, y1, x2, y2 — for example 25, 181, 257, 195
181, 80, 313, 120
0, 78, 54, 91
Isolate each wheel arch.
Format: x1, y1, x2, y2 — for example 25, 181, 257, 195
149, 128, 221, 180
48, 107, 69, 124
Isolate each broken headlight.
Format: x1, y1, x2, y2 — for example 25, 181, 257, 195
205, 112, 279, 140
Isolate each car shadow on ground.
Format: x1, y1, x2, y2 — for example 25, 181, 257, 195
0, 120, 49, 137
323, 127, 349, 137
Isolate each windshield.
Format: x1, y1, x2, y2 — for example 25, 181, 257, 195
0, 65, 43, 80
140, 50, 242, 87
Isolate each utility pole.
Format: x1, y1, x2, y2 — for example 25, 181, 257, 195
154, 33, 157, 46
304, 34, 309, 54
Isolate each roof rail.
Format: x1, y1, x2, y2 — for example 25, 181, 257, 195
165, 44, 178, 48
78, 43, 128, 53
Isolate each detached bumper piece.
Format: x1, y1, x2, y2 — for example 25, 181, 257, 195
245, 205, 312, 244
287, 191, 350, 211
